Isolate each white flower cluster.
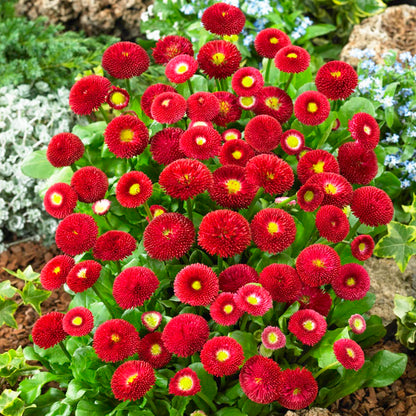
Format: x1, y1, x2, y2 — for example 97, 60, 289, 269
0, 82, 75, 252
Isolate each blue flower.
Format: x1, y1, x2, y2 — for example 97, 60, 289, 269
180, 4, 195, 15
243, 34, 255, 47
384, 154, 401, 168
399, 52, 412, 62
401, 179, 411, 188
384, 133, 400, 144
400, 88, 413, 98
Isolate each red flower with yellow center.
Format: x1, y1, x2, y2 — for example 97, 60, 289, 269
274, 45, 311, 73
66, 260, 102, 293
219, 139, 255, 167
254, 28, 291, 59
168, 368, 201, 396
210, 292, 243, 326
40, 255, 75, 290
351, 234, 374, 261
297, 183, 324, 212
106, 86, 129, 110
333, 339, 365, 370
262, 326, 286, 350
140, 83, 176, 119
201, 2, 245, 36
165, 54, 198, 84
231, 67, 264, 97
297, 149, 340, 184
212, 91, 242, 126
179, 125, 222, 160
234, 283, 273, 316
332, 263, 370, 301
115, 171, 153, 208
348, 314, 367, 335
63, 306, 94, 337
44, 183, 77, 219
152, 35, 194, 65
141, 311, 163, 332
280, 129, 305, 155
151, 92, 187, 124
295, 286, 332, 317
348, 112, 380, 150
137, 332, 172, 369
288, 309, 327, 346
222, 128, 241, 142
254, 86, 293, 123
294, 91, 330, 125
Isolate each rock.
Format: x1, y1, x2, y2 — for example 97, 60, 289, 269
14, 0, 152, 40
341, 5, 416, 65
284, 408, 341, 416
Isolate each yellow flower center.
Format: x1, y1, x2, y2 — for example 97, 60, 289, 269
77, 268, 87, 279
176, 63, 188, 74
312, 259, 325, 268
358, 243, 366, 251
111, 92, 126, 105
304, 190, 314, 202
51, 192, 63, 205
220, 100, 230, 114
111, 333, 120, 343
162, 229, 172, 238
287, 53, 298, 59
53, 266, 61, 275
178, 376, 193, 391
354, 319, 363, 329
240, 96, 255, 107
232, 150, 242, 160
346, 277, 356, 286
266, 172, 275, 180
268, 332, 278, 344
154, 209, 165, 217
241, 76, 254, 88
223, 304, 233, 314
364, 125, 371, 135
216, 350, 230, 362
127, 374, 138, 384
129, 183, 141, 195
330, 71, 341, 78
212, 52, 226, 65
226, 179, 242, 194
293, 388, 301, 395
94, 200, 109, 214
286, 135, 299, 148
254, 377, 262, 384
346, 348, 355, 358
269, 37, 278, 44
72, 230, 79, 235
307, 102, 318, 113
247, 295, 259, 305
225, 133, 237, 141
122, 51, 129, 57
303, 320, 315, 331
145, 314, 159, 328
72, 316, 83, 326
161, 99, 171, 107
265, 96, 281, 110
151, 343, 162, 356
267, 221, 279, 235
120, 129, 134, 143
312, 160, 325, 173
324, 183, 337, 195
191, 280, 202, 290
196, 136, 206, 145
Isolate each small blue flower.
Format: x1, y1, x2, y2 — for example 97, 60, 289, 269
384, 133, 400, 144
349, 48, 365, 59
180, 4, 195, 15
400, 88, 413, 98
401, 179, 411, 188
399, 52, 412, 62
243, 34, 255, 47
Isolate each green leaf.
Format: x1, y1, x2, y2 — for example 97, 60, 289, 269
21, 150, 55, 179
63, 379, 87, 404
216, 408, 246, 416
338, 98, 375, 128
0, 299, 18, 328
367, 350, 407, 387
394, 294, 415, 321
0, 390, 25, 416
278, 302, 300, 331
75, 399, 112, 416
298, 24, 336, 42
20, 282, 51, 314
374, 221, 416, 272
188, 362, 217, 401
72, 122, 107, 146
24, 388, 65, 416
352, 315, 386, 348
402, 194, 416, 227
374, 172, 401, 199
229, 331, 258, 361
0, 280, 17, 300
2, 266, 40, 282
18, 372, 59, 404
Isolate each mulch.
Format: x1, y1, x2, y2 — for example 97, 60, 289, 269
0, 240, 415, 415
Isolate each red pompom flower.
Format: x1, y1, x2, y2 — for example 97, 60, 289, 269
254, 28, 291, 59
296, 286, 332, 317
231, 67, 264, 97
152, 36, 194, 65
47, 133, 84, 167
187, 92, 220, 122
140, 84, 176, 119
40, 255, 75, 290
219, 139, 255, 167
294, 91, 330, 125
288, 309, 327, 346
137, 332, 172, 369
212, 91, 242, 127
210, 292, 243, 326
333, 339, 365, 371
297, 183, 324, 212
351, 235, 375, 261
244, 115, 282, 153
66, 260, 102, 293
63, 307, 94, 337
151, 92, 187, 124
169, 368, 201, 396
201, 3, 245, 36
115, 171, 153, 208
297, 149, 340, 184
254, 87, 293, 124
315, 205, 349, 243
234, 283, 273, 316
32, 312, 67, 349
348, 112, 380, 150
44, 183, 77, 219
219, 264, 259, 293
150, 127, 185, 165
179, 126, 222, 160
274, 45, 311, 73
70, 166, 108, 203
93, 231, 136, 261
332, 263, 370, 301
222, 128, 241, 142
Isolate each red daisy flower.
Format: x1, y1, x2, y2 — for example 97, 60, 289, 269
296, 244, 341, 287
143, 213, 195, 261
102, 41, 149, 79
254, 87, 293, 124
234, 283, 273, 316
351, 186, 394, 226
159, 158, 213, 200
150, 127, 185, 165
297, 149, 340, 184
92, 199, 111, 216
333, 339, 365, 371
315, 205, 349, 243
239, 355, 280, 404
274, 45, 310, 73
93, 231, 136, 261
219, 264, 258, 293
210, 292, 243, 326
246, 154, 294, 195
305, 172, 353, 208
115, 171, 153, 208
295, 286, 332, 316
32, 312, 67, 349
244, 115, 282, 153
104, 114, 149, 158
294, 91, 331, 125
187, 92, 220, 122
106, 86, 129, 110
47, 132, 84, 167
332, 263, 370, 301
277, 367, 318, 410
113, 267, 159, 309
348, 314, 367, 335
66, 260, 102, 293
40, 255, 75, 290
201, 2, 245, 35
151, 92, 187, 124
70, 166, 108, 203
174, 263, 219, 306
251, 208, 297, 254
198, 40, 241, 79
111, 360, 155, 401
93, 319, 140, 362
63, 307, 94, 337
254, 28, 291, 59
315, 61, 358, 100
238, 95, 258, 111
141, 311, 163, 332
140, 84, 176, 119
165, 54, 198, 84
161, 313, 209, 357
231, 67, 264, 97
288, 309, 327, 346
44, 183, 77, 219
351, 234, 375, 261
337, 142, 378, 185
297, 183, 324, 212
179, 126, 222, 160
262, 326, 286, 350
152, 35, 194, 65
137, 332, 172, 369
219, 139, 255, 167
200, 336, 244, 377
55, 213, 98, 256
222, 129, 241, 142
259, 264, 302, 303
280, 129, 305, 155
169, 368, 201, 396
69, 75, 111, 115
209, 165, 258, 209
198, 210, 251, 258
348, 112, 380, 150
212, 91, 242, 127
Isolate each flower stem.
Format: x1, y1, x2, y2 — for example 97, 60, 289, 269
265, 58, 272, 84
59, 341, 71, 361
240, 313, 249, 331
197, 392, 217, 413
98, 106, 109, 123
92, 285, 116, 318
273, 194, 297, 208
104, 215, 113, 230
215, 78, 222, 92
314, 361, 339, 378
246, 188, 263, 220
187, 79, 194, 95
116, 261, 122, 275
146, 390, 158, 415
143, 201, 153, 221
217, 255, 223, 273
284, 73, 294, 91
70, 164, 77, 172
186, 198, 194, 223
125, 78, 132, 97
